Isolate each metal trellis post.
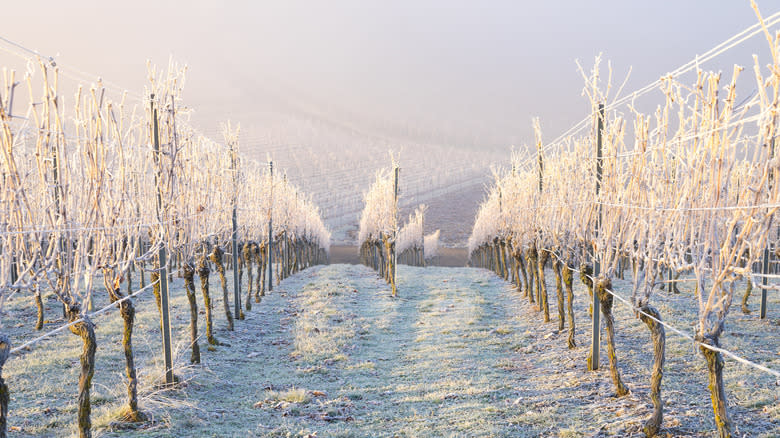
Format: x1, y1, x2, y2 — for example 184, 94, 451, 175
231, 141, 241, 320
151, 94, 174, 385
761, 132, 774, 319
268, 160, 274, 292
392, 165, 399, 296
591, 102, 605, 371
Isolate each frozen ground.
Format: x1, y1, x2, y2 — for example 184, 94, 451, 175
1, 264, 778, 437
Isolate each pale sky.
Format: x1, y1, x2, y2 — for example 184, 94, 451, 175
2, 0, 778, 156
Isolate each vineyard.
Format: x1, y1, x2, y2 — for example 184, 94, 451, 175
1, 2, 780, 438
0, 59, 329, 436
468, 5, 780, 438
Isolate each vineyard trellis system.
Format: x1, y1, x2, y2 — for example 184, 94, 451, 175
468, 6, 780, 437
0, 58, 330, 437
395, 204, 441, 267
2, 3, 780, 438
358, 162, 400, 296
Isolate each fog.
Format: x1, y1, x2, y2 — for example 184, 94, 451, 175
4, 1, 776, 150
3, 1, 779, 241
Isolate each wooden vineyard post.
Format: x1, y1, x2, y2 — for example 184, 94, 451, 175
536, 133, 544, 303
668, 155, 676, 293
590, 102, 604, 371
392, 165, 399, 296
151, 94, 174, 385
268, 160, 273, 292
230, 139, 241, 320
421, 210, 425, 267
537, 137, 543, 299
499, 187, 505, 277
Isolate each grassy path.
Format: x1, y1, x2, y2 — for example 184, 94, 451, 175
100, 264, 544, 436
139, 263, 777, 437
4, 263, 777, 436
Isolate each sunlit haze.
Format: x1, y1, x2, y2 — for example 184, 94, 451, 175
3, 0, 777, 241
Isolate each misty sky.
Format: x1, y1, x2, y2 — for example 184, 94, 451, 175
3, 0, 779, 156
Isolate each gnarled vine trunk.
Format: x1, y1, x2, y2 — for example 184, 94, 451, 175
499, 239, 509, 280
236, 245, 245, 320
580, 263, 594, 317
34, 286, 44, 330
596, 277, 629, 396
150, 271, 162, 315
68, 311, 97, 438
197, 252, 218, 347
699, 335, 732, 438
741, 279, 752, 314
378, 240, 385, 275
383, 236, 397, 297
105, 274, 144, 423
256, 242, 265, 301
512, 255, 521, 292
537, 249, 550, 322
639, 305, 665, 437
243, 242, 253, 311
182, 262, 201, 364
515, 250, 529, 296
561, 264, 576, 348
118, 302, 142, 421
209, 246, 234, 331
552, 258, 565, 331
526, 247, 536, 305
